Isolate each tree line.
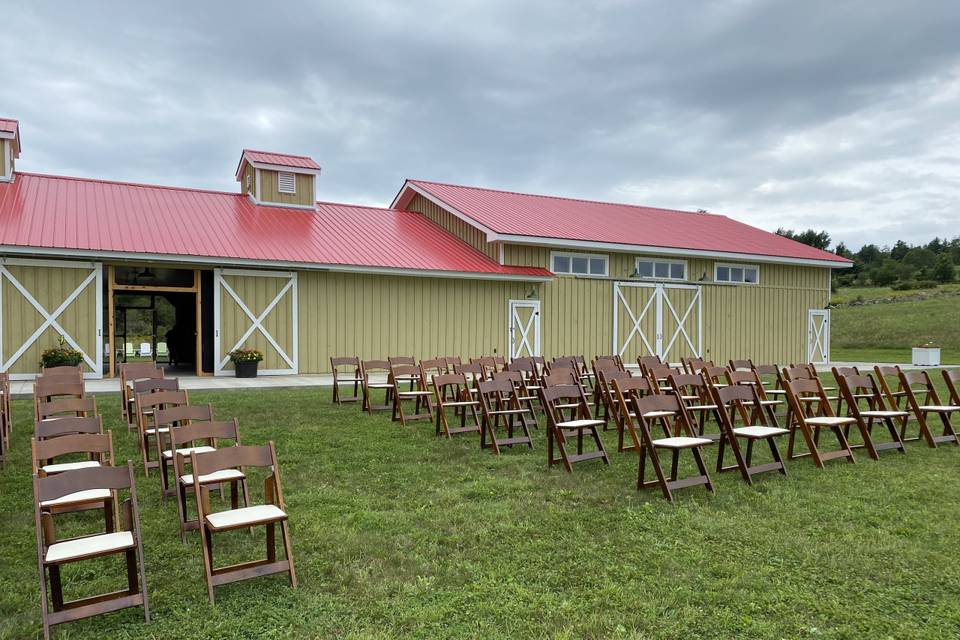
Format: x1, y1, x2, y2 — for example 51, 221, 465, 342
775, 228, 958, 289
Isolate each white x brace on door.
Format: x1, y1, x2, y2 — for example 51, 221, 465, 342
508, 300, 540, 359
807, 309, 830, 365
213, 268, 298, 375
613, 281, 702, 361
0, 258, 103, 379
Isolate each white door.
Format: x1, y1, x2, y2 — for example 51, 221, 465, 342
613, 282, 702, 362
0, 258, 103, 379
508, 300, 540, 359
214, 268, 298, 375
807, 309, 830, 364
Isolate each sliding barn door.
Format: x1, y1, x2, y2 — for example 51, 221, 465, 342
612, 281, 702, 363
213, 269, 298, 375
0, 258, 103, 378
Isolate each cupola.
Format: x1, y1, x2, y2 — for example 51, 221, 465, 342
0, 118, 20, 182
235, 149, 321, 209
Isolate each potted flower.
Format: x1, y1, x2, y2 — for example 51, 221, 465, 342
912, 341, 941, 366
228, 348, 264, 378
40, 335, 83, 369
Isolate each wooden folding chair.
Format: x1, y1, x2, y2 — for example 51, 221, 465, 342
388, 356, 419, 391
897, 369, 960, 448
725, 369, 783, 428
34, 463, 149, 639
453, 362, 485, 399
330, 357, 363, 405
629, 394, 714, 501
41, 364, 84, 377
728, 359, 754, 372
942, 369, 960, 407
154, 404, 216, 500
32, 432, 116, 529
667, 373, 723, 439
570, 355, 595, 389
637, 355, 663, 378
191, 443, 296, 604
34, 378, 85, 423
494, 370, 540, 428
477, 379, 534, 455
611, 376, 657, 452
136, 389, 189, 476
120, 363, 163, 432
782, 378, 856, 468
471, 356, 505, 380
507, 357, 542, 391
646, 364, 683, 392
171, 418, 248, 540
432, 373, 482, 438
709, 384, 788, 483
539, 384, 609, 472
390, 364, 433, 426
419, 358, 451, 392
35, 415, 103, 443
592, 358, 623, 424
835, 373, 907, 459
361, 360, 394, 413
131, 378, 180, 446
37, 396, 98, 422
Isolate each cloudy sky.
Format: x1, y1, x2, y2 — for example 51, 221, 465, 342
2, 1, 959, 250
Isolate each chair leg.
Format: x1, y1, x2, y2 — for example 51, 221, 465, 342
281, 520, 298, 588
201, 527, 216, 605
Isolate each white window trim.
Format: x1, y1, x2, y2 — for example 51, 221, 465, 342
634, 257, 687, 281
550, 251, 609, 277
278, 171, 297, 195
714, 262, 761, 285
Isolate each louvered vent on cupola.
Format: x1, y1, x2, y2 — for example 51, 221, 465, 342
235, 148, 321, 210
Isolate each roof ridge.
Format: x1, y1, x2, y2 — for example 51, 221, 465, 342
243, 148, 316, 160
409, 178, 721, 218
14, 171, 246, 197
315, 199, 406, 213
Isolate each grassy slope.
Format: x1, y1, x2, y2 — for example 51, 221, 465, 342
831, 286, 960, 363
3, 388, 960, 639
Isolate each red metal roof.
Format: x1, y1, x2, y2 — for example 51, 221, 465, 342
240, 149, 321, 171
0, 118, 17, 135
0, 173, 550, 279
398, 180, 851, 265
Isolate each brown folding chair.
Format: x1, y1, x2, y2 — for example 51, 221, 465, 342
637, 355, 663, 378
507, 357, 542, 391
629, 394, 714, 501
646, 364, 683, 392
120, 363, 163, 432
471, 356, 505, 380
943, 369, 960, 407
154, 404, 216, 500
35, 415, 104, 442
135, 389, 189, 475
37, 396, 98, 422
34, 463, 149, 639
494, 370, 540, 428
361, 360, 394, 413
131, 378, 180, 446
667, 373, 723, 439
34, 378, 85, 423
171, 418, 247, 540
477, 379, 534, 455
32, 432, 115, 528
389, 356, 420, 391
592, 359, 624, 425
728, 359, 754, 372
709, 384, 788, 484
330, 357, 363, 405
835, 373, 907, 459
453, 362, 485, 399
611, 376, 657, 452
782, 378, 856, 468
419, 358, 451, 392
539, 384, 609, 472
191, 443, 296, 604
897, 369, 960, 448
725, 369, 783, 429
432, 373, 482, 438
390, 364, 433, 426
41, 364, 84, 377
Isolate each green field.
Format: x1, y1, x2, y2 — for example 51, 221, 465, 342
4, 387, 960, 638
831, 285, 960, 363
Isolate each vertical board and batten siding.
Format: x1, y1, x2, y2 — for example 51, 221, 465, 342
1, 264, 99, 374
503, 243, 830, 364
297, 270, 526, 373
258, 170, 315, 207
218, 272, 295, 372
405, 195, 499, 261
0, 140, 7, 176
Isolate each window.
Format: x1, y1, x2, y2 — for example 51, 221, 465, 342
551, 251, 608, 277
715, 263, 759, 284
635, 258, 687, 281
278, 171, 296, 194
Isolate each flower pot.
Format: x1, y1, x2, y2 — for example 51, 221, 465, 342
235, 360, 259, 378
912, 347, 940, 366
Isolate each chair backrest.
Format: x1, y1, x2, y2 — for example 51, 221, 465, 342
729, 359, 753, 371
701, 365, 728, 384
594, 354, 624, 371
34, 378, 85, 403
725, 370, 757, 386
783, 378, 832, 419
419, 358, 449, 382
133, 377, 180, 395
37, 396, 97, 420
390, 364, 420, 379
832, 366, 860, 378
600, 369, 632, 388
631, 393, 687, 424
836, 373, 884, 413
440, 356, 463, 368
593, 358, 620, 378
668, 373, 710, 401
35, 415, 103, 440
646, 364, 680, 386
155, 404, 215, 428
170, 418, 240, 450
898, 370, 943, 406
753, 364, 780, 377
34, 462, 135, 507
432, 373, 469, 401
549, 356, 578, 372
471, 356, 503, 377
507, 357, 537, 376
121, 362, 163, 384
493, 370, 524, 388
362, 360, 391, 376
782, 365, 816, 382
330, 356, 360, 371
32, 432, 113, 474
942, 369, 960, 404
637, 355, 663, 375
388, 356, 416, 367
41, 364, 83, 376
476, 379, 515, 409
542, 368, 578, 388
190, 444, 280, 502
712, 382, 758, 406
540, 384, 592, 422
138, 389, 189, 412
710, 383, 763, 429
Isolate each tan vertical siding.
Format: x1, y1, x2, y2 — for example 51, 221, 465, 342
258, 170, 315, 207
405, 195, 499, 260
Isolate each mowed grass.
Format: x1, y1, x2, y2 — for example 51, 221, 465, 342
3, 386, 960, 638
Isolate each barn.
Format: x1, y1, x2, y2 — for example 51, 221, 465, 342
0, 118, 850, 378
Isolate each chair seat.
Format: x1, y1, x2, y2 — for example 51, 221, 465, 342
799, 396, 839, 402
642, 410, 675, 419
368, 383, 394, 389
162, 445, 216, 459
41, 460, 101, 474
45, 531, 134, 564
687, 404, 718, 411
555, 403, 580, 409
143, 426, 170, 435
804, 416, 856, 427
336, 376, 363, 383
680, 395, 699, 401
745, 399, 782, 407
651, 436, 712, 448
41, 488, 112, 508
919, 405, 960, 413
443, 400, 478, 407
206, 504, 286, 530
397, 390, 431, 397
733, 425, 789, 438
556, 419, 605, 429
860, 410, 909, 418
766, 389, 787, 395
180, 468, 246, 485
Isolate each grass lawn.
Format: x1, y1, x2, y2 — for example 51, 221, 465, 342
4, 387, 960, 638
829, 283, 960, 305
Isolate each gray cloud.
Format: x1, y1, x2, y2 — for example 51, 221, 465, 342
1, 0, 959, 249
